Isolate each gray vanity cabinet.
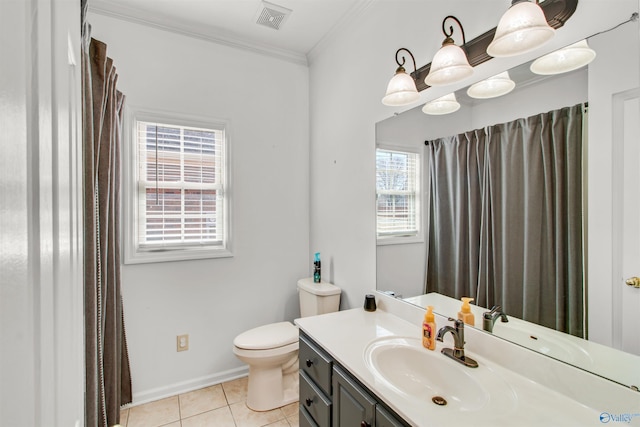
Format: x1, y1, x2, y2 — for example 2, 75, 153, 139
299, 334, 333, 427
375, 406, 407, 427
332, 365, 375, 426
299, 332, 409, 427
332, 366, 407, 427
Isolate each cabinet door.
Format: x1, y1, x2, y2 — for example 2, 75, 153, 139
375, 406, 406, 427
332, 366, 376, 427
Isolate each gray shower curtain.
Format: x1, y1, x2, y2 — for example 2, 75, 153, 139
426, 104, 585, 337
82, 7, 132, 426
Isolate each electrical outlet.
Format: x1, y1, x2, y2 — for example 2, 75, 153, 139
177, 334, 189, 352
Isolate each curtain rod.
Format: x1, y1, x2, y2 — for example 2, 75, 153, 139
424, 102, 588, 146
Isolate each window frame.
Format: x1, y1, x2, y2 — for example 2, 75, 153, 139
375, 143, 423, 246
122, 108, 232, 264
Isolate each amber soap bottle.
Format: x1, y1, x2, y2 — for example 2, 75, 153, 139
422, 305, 436, 350
458, 297, 475, 326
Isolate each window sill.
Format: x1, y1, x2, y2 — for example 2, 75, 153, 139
123, 246, 233, 264
376, 235, 424, 246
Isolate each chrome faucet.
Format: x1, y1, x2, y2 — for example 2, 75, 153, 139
482, 305, 509, 333
436, 318, 478, 368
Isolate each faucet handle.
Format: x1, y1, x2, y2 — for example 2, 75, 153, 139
487, 305, 501, 314
483, 305, 509, 324
483, 306, 498, 319
446, 317, 464, 328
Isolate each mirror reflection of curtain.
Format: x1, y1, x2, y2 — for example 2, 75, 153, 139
82, 2, 133, 425
426, 103, 585, 337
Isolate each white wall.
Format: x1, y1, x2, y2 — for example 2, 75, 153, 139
88, 13, 310, 403
308, 0, 637, 311
1, 0, 84, 425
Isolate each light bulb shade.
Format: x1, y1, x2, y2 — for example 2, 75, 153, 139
487, 1, 555, 58
422, 93, 460, 115
424, 43, 473, 86
382, 68, 420, 106
467, 71, 516, 99
530, 39, 596, 75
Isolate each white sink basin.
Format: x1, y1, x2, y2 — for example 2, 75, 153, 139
491, 321, 593, 366
364, 336, 518, 414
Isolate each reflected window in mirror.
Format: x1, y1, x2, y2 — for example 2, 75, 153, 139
376, 147, 422, 245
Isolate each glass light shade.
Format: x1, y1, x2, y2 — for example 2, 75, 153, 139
422, 93, 460, 115
487, 1, 555, 58
467, 71, 516, 99
424, 43, 473, 87
382, 67, 420, 106
530, 40, 596, 75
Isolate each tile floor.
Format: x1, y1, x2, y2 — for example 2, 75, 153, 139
120, 377, 299, 427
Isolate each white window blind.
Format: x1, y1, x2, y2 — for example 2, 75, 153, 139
136, 121, 226, 250
376, 148, 419, 238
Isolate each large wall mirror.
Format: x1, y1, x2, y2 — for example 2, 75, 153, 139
375, 14, 640, 391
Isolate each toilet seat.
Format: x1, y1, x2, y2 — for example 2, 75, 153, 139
233, 321, 298, 350
233, 341, 299, 360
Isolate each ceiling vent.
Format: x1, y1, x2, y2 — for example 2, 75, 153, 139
255, 1, 292, 30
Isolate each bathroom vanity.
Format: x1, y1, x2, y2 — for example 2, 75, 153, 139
299, 332, 408, 427
295, 292, 640, 427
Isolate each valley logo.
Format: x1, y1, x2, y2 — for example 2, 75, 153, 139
599, 412, 640, 424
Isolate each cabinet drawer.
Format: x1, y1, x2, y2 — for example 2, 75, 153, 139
299, 405, 319, 427
300, 370, 331, 427
299, 334, 333, 396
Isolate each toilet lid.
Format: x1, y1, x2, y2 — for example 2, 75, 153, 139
234, 321, 298, 350
297, 278, 342, 296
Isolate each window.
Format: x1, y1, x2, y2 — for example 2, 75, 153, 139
376, 147, 421, 244
123, 111, 230, 263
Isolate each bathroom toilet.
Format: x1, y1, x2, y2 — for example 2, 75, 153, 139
233, 278, 341, 411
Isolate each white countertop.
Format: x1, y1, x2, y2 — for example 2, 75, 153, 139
405, 292, 640, 389
295, 305, 638, 427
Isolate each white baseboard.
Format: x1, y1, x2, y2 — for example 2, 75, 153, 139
124, 366, 249, 408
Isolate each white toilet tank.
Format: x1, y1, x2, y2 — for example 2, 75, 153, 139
297, 278, 341, 317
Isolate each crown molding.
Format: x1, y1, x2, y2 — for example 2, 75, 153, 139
88, 3, 309, 66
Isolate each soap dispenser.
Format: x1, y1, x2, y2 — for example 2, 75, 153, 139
422, 306, 437, 350
458, 297, 475, 326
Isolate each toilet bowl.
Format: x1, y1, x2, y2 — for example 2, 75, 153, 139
233, 322, 300, 411
233, 278, 341, 411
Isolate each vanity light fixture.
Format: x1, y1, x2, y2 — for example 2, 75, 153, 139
381, 0, 577, 97
530, 39, 596, 75
422, 93, 460, 115
486, 0, 555, 58
467, 71, 516, 99
424, 16, 473, 87
382, 48, 420, 106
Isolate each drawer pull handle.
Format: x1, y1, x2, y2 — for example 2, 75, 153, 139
305, 359, 314, 367
361, 422, 371, 427
305, 398, 313, 407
